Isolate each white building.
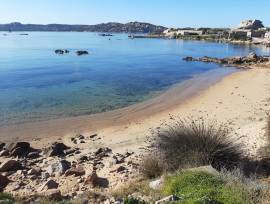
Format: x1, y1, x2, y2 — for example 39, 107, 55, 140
265, 32, 270, 39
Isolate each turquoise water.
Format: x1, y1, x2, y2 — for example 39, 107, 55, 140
0, 32, 269, 126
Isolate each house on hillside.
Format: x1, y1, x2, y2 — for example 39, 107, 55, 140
265, 32, 270, 39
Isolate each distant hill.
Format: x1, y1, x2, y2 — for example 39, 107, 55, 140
0, 22, 167, 34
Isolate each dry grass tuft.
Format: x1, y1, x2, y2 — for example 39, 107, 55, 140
151, 116, 244, 171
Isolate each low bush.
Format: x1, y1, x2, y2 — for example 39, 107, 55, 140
140, 154, 164, 179
151, 117, 244, 171
162, 170, 253, 204
0, 192, 14, 204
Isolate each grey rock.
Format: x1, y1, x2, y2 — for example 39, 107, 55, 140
46, 160, 71, 176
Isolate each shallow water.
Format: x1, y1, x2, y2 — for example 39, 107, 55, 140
0, 32, 269, 126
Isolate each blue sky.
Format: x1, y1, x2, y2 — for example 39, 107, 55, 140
0, 0, 269, 28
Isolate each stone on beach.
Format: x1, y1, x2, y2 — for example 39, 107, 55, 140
0, 160, 22, 172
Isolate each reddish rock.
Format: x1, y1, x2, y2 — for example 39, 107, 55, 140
38, 179, 59, 192
0, 160, 22, 172
84, 171, 98, 187
65, 165, 85, 177
38, 189, 62, 200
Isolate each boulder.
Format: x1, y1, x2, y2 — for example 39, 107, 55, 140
149, 177, 164, 190
44, 142, 70, 157
0, 150, 9, 157
95, 147, 112, 158
84, 171, 99, 187
27, 152, 40, 159
237, 19, 264, 30
65, 165, 85, 177
5, 142, 39, 158
46, 160, 71, 176
55, 49, 69, 55
0, 174, 10, 192
38, 189, 62, 200
76, 50, 89, 56
38, 179, 59, 192
0, 143, 5, 151
0, 160, 22, 172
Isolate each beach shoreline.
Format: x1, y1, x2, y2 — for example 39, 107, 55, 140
1, 64, 270, 156
0, 68, 237, 142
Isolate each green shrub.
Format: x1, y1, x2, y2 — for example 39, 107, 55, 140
152, 117, 244, 171
124, 197, 148, 204
162, 171, 252, 204
0, 193, 14, 204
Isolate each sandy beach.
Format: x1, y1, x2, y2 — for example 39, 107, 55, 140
1, 64, 270, 158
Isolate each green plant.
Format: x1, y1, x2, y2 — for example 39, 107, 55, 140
162, 170, 252, 204
0, 193, 14, 204
152, 117, 244, 171
124, 197, 148, 204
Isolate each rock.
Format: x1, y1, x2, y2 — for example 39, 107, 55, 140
110, 166, 126, 173
84, 171, 99, 187
0, 174, 10, 191
27, 152, 40, 159
0, 160, 22, 172
28, 167, 41, 176
5, 142, 39, 158
76, 50, 89, 56
38, 189, 62, 200
38, 179, 59, 192
44, 142, 70, 157
149, 177, 164, 190
65, 165, 85, 177
187, 165, 219, 176
46, 160, 71, 176
237, 19, 264, 30
0, 143, 5, 152
0, 150, 9, 157
55, 49, 69, 54
95, 147, 112, 158
155, 195, 182, 204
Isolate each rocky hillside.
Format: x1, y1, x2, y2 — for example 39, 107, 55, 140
0, 22, 167, 34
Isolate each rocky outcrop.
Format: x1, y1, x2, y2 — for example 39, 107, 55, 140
76, 50, 89, 56
55, 49, 69, 54
237, 20, 264, 30
183, 52, 270, 67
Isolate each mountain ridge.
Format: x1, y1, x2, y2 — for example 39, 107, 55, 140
0, 21, 167, 33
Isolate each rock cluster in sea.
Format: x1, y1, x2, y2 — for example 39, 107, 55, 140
183, 52, 270, 67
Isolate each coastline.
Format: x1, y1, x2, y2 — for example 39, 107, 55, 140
1, 65, 270, 157
0, 68, 236, 142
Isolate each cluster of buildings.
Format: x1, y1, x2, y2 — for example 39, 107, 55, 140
163, 19, 270, 41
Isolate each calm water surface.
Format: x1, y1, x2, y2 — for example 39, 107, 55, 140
0, 32, 269, 126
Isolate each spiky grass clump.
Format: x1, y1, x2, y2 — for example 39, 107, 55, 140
152, 117, 244, 171
140, 154, 165, 179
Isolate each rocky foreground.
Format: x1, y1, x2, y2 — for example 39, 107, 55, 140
183, 52, 270, 68
0, 134, 142, 203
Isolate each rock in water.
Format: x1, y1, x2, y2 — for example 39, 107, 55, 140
76, 50, 89, 56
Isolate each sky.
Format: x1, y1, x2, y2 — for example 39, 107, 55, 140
0, 0, 270, 28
